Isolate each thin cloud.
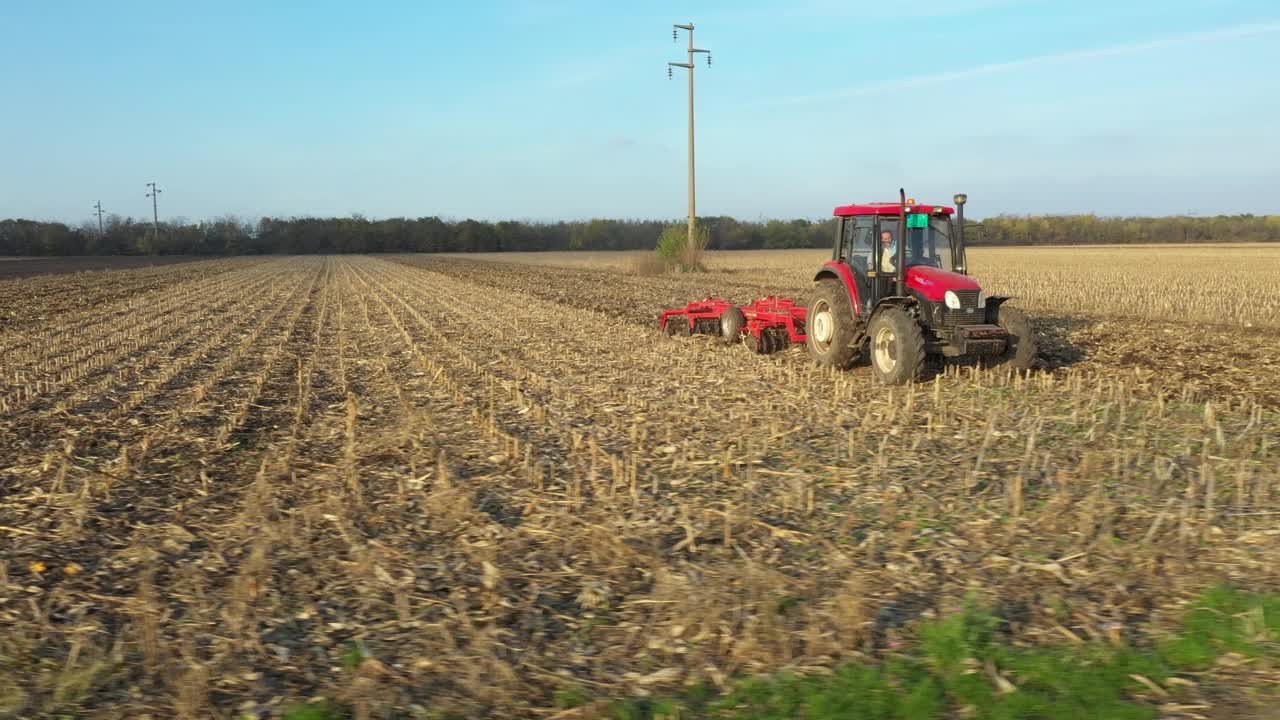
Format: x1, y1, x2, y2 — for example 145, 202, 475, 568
720, 0, 1038, 25
757, 19, 1280, 108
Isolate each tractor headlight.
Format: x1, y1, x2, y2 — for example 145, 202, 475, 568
977, 291, 986, 307
944, 290, 962, 309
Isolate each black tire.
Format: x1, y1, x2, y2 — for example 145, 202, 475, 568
721, 306, 745, 344
761, 331, 777, 354
985, 305, 1036, 371
806, 279, 860, 369
867, 307, 925, 385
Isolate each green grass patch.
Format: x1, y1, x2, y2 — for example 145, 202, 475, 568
340, 641, 369, 671
282, 699, 345, 720
555, 686, 591, 709
608, 586, 1279, 720
1161, 585, 1280, 670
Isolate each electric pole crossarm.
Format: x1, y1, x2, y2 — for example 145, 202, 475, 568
669, 62, 693, 68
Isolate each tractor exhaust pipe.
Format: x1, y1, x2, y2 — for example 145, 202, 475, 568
897, 188, 908, 297
954, 192, 967, 259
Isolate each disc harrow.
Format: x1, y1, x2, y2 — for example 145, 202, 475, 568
659, 296, 807, 353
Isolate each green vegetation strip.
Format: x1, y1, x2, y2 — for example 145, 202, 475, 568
600, 586, 1279, 720
278, 591, 1279, 720
282, 586, 1277, 720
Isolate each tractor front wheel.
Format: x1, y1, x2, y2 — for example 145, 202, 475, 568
868, 308, 925, 385
984, 306, 1036, 371
806, 279, 859, 369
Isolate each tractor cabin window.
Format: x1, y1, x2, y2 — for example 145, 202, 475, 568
900, 215, 956, 272
840, 217, 875, 274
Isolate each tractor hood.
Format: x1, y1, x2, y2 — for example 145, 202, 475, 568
906, 266, 982, 303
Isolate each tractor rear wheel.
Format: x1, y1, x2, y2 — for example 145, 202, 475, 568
984, 306, 1036, 371
868, 308, 925, 385
806, 279, 859, 369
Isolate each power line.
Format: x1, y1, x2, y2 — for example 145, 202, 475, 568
667, 22, 711, 248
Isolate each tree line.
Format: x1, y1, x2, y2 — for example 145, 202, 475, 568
2, 212, 1277, 256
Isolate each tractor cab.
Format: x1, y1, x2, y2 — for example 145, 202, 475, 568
807, 191, 1036, 383
832, 201, 965, 313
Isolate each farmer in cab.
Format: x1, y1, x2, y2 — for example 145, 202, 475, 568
879, 230, 896, 273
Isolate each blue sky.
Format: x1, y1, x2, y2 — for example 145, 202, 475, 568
2, 0, 1277, 223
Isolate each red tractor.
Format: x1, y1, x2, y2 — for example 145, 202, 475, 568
660, 191, 1036, 384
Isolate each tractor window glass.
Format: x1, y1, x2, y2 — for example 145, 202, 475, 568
902, 217, 955, 272
928, 218, 955, 272
844, 218, 874, 273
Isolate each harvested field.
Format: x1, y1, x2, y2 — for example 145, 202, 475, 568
1, 251, 1278, 718
456, 244, 1280, 328
0, 258, 253, 335
0, 255, 205, 281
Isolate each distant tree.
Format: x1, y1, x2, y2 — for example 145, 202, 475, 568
1, 212, 1276, 257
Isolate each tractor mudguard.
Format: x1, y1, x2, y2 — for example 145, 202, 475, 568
846, 297, 919, 348
984, 295, 1014, 323
814, 262, 862, 315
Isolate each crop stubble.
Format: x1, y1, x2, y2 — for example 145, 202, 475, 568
0, 252, 1277, 717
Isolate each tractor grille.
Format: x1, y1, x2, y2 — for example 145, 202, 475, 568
952, 290, 980, 309
943, 309, 985, 326
938, 290, 983, 327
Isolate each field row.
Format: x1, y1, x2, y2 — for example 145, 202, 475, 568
408, 253, 1280, 408
1, 255, 1277, 717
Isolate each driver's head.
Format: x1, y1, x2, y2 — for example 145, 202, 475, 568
880, 231, 893, 246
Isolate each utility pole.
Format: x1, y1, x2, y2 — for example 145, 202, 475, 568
145, 182, 162, 245
668, 23, 711, 248
93, 201, 105, 237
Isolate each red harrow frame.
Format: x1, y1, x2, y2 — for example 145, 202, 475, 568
660, 297, 808, 354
